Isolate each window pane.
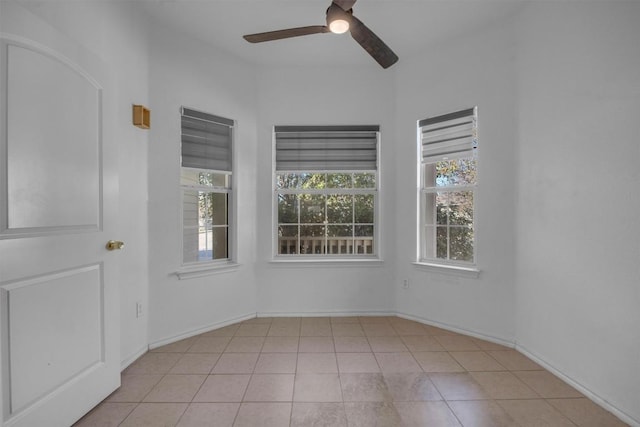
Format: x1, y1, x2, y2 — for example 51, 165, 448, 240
299, 173, 325, 189
211, 173, 229, 187
300, 225, 325, 237
193, 192, 227, 227
327, 173, 352, 188
354, 195, 374, 223
435, 158, 477, 186
181, 169, 200, 186
183, 190, 199, 229
277, 173, 300, 189
436, 226, 447, 259
278, 194, 298, 224
354, 225, 373, 254
274, 166, 376, 256
300, 194, 325, 223
327, 225, 353, 255
449, 191, 473, 226
278, 225, 299, 255
353, 173, 376, 188
198, 226, 213, 261
211, 227, 228, 260
436, 193, 448, 225
300, 225, 325, 254
190, 226, 229, 262
181, 169, 229, 187
328, 224, 352, 237
205, 192, 228, 226
183, 189, 229, 263
327, 195, 352, 223
422, 193, 436, 225
449, 226, 474, 262
355, 225, 373, 237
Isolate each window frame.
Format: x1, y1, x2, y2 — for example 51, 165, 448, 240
180, 168, 233, 266
177, 107, 236, 276
272, 127, 381, 261
417, 107, 478, 270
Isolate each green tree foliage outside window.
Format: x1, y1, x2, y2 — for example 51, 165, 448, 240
423, 158, 476, 263
276, 172, 376, 255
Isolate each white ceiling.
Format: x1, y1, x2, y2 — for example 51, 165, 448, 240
137, 0, 525, 68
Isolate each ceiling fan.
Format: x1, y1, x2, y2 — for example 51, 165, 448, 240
243, 0, 398, 69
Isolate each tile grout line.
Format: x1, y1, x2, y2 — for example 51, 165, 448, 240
80, 315, 621, 426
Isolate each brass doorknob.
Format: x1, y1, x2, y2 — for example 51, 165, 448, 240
106, 240, 125, 251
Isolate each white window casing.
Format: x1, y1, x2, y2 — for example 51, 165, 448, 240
418, 107, 478, 270
178, 107, 236, 277
273, 125, 380, 260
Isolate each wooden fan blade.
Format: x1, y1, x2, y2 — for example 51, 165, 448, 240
333, 0, 357, 11
244, 26, 330, 43
349, 15, 398, 69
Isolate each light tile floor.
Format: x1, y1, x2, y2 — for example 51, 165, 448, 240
74, 316, 628, 426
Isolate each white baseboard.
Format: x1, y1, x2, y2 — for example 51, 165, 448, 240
396, 311, 515, 348
257, 310, 395, 318
516, 344, 639, 427
148, 312, 256, 350
138, 309, 637, 426
398, 312, 637, 426
120, 345, 148, 371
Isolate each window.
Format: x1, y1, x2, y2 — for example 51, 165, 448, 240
419, 107, 477, 265
274, 125, 379, 258
180, 107, 233, 265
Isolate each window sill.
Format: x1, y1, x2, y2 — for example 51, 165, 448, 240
412, 262, 480, 278
176, 262, 240, 280
270, 257, 384, 268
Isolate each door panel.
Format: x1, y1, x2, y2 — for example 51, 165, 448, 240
5, 265, 103, 413
6, 43, 101, 232
0, 3, 120, 426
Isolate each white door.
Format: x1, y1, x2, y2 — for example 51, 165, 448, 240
0, 3, 120, 426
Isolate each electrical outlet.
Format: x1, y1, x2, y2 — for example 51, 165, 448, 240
402, 279, 409, 289
136, 302, 143, 318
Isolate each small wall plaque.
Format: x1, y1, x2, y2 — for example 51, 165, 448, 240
132, 104, 150, 129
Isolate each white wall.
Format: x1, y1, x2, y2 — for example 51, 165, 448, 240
514, 3, 640, 423
147, 26, 259, 345
254, 66, 397, 315
12, 2, 639, 423
393, 22, 519, 343
18, 0, 151, 366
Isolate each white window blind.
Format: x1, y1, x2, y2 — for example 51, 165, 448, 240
181, 107, 233, 172
275, 125, 379, 171
419, 107, 477, 164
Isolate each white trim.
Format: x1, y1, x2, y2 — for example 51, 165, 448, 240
412, 261, 480, 278
396, 312, 514, 348
516, 344, 640, 427
120, 345, 148, 372
148, 312, 256, 350
421, 184, 476, 193
271, 130, 381, 260
257, 310, 395, 318
175, 262, 240, 280
179, 108, 236, 269
417, 108, 478, 266
400, 311, 638, 426
276, 188, 376, 195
